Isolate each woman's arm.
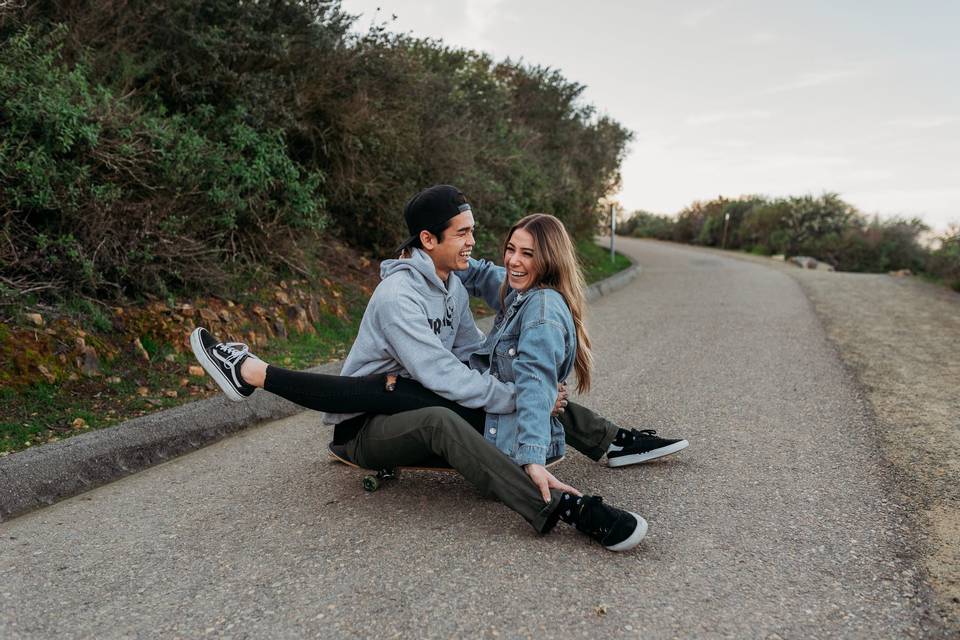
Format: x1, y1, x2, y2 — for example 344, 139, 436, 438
510, 294, 571, 466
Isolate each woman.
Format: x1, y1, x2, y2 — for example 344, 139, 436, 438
462, 213, 592, 483
192, 212, 647, 550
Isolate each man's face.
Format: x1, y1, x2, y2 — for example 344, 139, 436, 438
424, 211, 475, 280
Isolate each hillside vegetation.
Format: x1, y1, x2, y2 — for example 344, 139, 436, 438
1, 0, 630, 309
620, 194, 960, 290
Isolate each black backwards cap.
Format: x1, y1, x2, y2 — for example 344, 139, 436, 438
396, 185, 472, 254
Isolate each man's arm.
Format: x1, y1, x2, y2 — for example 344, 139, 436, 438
451, 295, 486, 363
380, 288, 516, 414
455, 257, 506, 311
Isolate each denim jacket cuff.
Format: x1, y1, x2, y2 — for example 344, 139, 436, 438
515, 444, 548, 466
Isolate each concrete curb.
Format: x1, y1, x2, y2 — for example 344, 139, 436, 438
0, 258, 641, 522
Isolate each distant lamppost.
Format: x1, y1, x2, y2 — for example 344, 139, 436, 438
721, 212, 730, 249
610, 203, 617, 262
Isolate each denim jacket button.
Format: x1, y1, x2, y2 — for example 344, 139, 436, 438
507, 348, 516, 356
489, 428, 497, 435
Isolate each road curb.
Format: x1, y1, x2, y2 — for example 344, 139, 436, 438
0, 258, 640, 522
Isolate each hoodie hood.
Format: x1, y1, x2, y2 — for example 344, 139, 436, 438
380, 248, 448, 293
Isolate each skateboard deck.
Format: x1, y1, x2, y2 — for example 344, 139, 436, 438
328, 442, 563, 492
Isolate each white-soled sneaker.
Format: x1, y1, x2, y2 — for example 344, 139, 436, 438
190, 327, 258, 401
607, 429, 689, 467
575, 495, 648, 551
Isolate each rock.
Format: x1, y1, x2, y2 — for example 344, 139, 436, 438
24, 313, 44, 327
133, 338, 150, 361
789, 256, 818, 269
36, 364, 56, 384
80, 346, 101, 377
306, 298, 321, 324
188, 365, 204, 377
286, 305, 313, 334
273, 318, 288, 339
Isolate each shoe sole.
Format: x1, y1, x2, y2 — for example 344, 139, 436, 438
190, 328, 245, 402
605, 512, 648, 551
607, 439, 689, 467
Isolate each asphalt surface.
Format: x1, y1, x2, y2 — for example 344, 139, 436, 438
0, 238, 946, 638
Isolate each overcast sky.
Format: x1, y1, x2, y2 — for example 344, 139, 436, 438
340, 0, 959, 232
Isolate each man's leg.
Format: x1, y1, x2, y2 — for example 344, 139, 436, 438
346, 407, 562, 533
559, 402, 689, 466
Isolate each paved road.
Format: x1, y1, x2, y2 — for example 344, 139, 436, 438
0, 238, 943, 638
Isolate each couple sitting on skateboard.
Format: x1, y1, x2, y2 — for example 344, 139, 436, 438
191, 185, 688, 551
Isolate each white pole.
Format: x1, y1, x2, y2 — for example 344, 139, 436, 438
610, 203, 616, 262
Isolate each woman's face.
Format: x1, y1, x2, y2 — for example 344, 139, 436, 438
504, 227, 540, 292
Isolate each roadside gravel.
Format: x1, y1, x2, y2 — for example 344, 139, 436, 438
680, 241, 960, 627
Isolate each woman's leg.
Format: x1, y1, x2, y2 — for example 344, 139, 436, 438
263, 366, 485, 429
191, 325, 484, 427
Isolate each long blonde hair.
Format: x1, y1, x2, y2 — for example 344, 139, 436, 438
499, 214, 593, 393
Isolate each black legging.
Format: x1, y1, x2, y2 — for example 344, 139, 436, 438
263, 366, 486, 430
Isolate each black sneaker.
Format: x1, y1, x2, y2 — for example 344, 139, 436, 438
190, 327, 258, 401
575, 495, 648, 551
607, 429, 689, 467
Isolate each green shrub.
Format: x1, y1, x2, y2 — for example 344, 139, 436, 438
928, 227, 960, 291
1, 27, 326, 300
1, 3, 632, 305
618, 210, 674, 240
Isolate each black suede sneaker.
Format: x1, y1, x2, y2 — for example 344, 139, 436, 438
190, 327, 258, 401
575, 495, 648, 551
607, 429, 689, 467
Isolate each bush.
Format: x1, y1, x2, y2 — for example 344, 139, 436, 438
928, 226, 960, 291
618, 210, 674, 240
0, 28, 326, 299
2, 3, 632, 303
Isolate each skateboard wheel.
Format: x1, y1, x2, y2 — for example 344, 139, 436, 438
363, 475, 380, 492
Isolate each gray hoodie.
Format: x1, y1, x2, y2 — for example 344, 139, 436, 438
324, 248, 516, 424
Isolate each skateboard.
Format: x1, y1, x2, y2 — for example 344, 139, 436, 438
328, 442, 564, 492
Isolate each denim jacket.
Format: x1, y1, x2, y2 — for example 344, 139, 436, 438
459, 259, 575, 466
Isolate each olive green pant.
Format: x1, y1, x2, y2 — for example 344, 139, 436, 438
344, 403, 619, 533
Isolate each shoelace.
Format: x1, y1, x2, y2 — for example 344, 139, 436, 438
632, 429, 657, 437
216, 342, 250, 369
